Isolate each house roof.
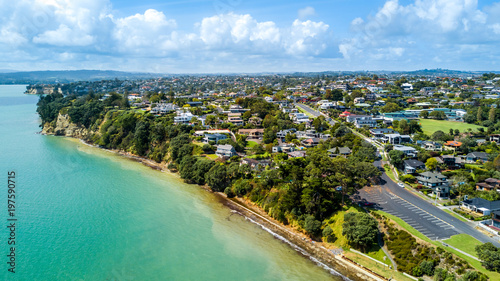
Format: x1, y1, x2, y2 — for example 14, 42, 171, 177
466, 152, 489, 159
462, 198, 500, 211
444, 141, 462, 147
327, 147, 351, 155
485, 178, 500, 184
217, 144, 235, 151
404, 160, 425, 168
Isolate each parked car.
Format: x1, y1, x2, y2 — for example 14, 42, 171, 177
398, 182, 405, 188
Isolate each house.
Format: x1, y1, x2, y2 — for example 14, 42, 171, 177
417, 171, 450, 198
393, 145, 417, 158
382, 134, 412, 145
272, 145, 295, 153
465, 152, 489, 163
228, 115, 244, 126
339, 111, 352, 118
174, 112, 196, 124
216, 144, 237, 158
444, 141, 462, 152
240, 158, 271, 171
347, 115, 377, 128
150, 103, 177, 114
418, 140, 443, 151
490, 134, 500, 144
292, 113, 310, 123
476, 178, 500, 191
301, 138, 320, 147
434, 155, 463, 169
491, 211, 500, 229
287, 151, 307, 158
249, 116, 262, 126
238, 129, 264, 139
354, 97, 365, 104
276, 128, 297, 140
461, 197, 500, 215
404, 160, 425, 174
203, 133, 227, 144
370, 128, 396, 138
229, 105, 248, 113
327, 147, 352, 158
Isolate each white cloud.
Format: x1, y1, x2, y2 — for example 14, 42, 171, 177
341, 0, 500, 67
298, 7, 316, 19
286, 19, 329, 55
34, 24, 94, 46
113, 9, 179, 52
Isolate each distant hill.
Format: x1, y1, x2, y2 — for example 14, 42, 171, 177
0, 70, 163, 84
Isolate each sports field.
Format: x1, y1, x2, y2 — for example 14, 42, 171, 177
418, 119, 486, 135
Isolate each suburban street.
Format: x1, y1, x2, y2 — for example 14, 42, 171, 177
296, 103, 500, 246
361, 162, 500, 246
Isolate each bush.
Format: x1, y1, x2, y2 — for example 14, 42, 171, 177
304, 215, 321, 236
322, 225, 336, 243
419, 260, 435, 276
342, 212, 379, 252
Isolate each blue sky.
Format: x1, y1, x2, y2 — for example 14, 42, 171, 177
1, 0, 500, 73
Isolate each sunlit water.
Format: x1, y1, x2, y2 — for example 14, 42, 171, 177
0, 85, 342, 280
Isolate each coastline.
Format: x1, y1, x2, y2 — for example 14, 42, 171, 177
51, 133, 386, 281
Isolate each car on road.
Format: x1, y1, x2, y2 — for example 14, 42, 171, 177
359, 199, 376, 207
398, 182, 405, 188
360, 201, 376, 207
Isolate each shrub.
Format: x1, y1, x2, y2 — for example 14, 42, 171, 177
322, 225, 336, 243
304, 215, 321, 236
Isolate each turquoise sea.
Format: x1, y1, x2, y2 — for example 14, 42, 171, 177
0, 85, 343, 280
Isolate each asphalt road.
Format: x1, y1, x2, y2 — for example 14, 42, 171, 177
295, 103, 499, 245
295, 103, 321, 118
358, 161, 500, 246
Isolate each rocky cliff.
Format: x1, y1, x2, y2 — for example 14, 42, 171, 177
41, 113, 90, 139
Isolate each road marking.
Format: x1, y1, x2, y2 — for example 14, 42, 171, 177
385, 191, 454, 228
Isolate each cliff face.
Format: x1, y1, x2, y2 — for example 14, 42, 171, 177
42, 113, 90, 139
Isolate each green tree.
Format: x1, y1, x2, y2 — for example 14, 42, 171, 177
342, 212, 379, 252
489, 108, 496, 123
477, 107, 483, 122
419, 110, 429, 119
381, 102, 402, 113
426, 157, 438, 171
430, 111, 446, 120
476, 242, 500, 272
389, 150, 405, 168
322, 225, 336, 242
205, 164, 229, 192
304, 215, 322, 236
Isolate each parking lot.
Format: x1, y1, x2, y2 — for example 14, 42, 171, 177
358, 185, 459, 240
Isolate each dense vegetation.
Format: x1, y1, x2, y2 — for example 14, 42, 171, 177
373, 212, 486, 280
37, 93, 381, 238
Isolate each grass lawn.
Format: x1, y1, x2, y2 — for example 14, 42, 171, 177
296, 106, 315, 118
383, 165, 398, 183
246, 152, 272, 159
246, 141, 259, 148
344, 251, 412, 281
418, 119, 486, 135
204, 154, 218, 160
443, 234, 482, 258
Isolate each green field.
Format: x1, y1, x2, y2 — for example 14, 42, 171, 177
443, 234, 482, 258
418, 119, 486, 135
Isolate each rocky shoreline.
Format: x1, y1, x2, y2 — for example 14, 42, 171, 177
41, 126, 385, 281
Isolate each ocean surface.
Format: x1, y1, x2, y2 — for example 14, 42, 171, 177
0, 85, 342, 280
